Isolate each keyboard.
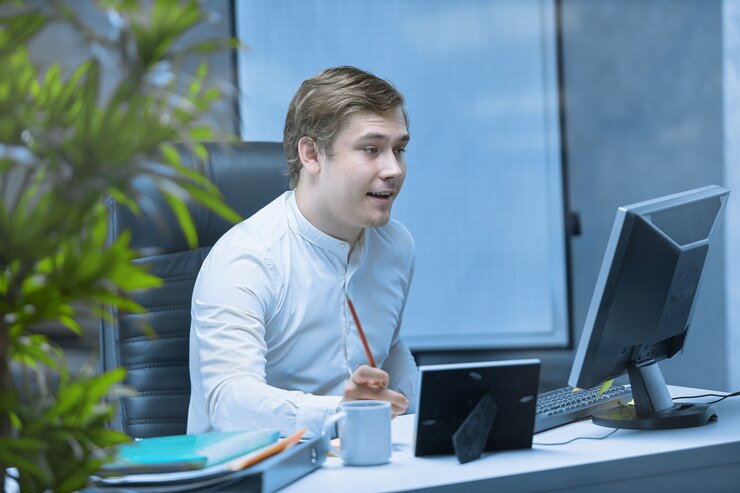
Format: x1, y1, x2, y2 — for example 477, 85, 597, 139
534, 384, 633, 433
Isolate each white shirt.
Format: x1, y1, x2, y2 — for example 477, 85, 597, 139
187, 191, 418, 438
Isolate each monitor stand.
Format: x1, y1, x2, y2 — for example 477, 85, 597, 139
592, 362, 718, 430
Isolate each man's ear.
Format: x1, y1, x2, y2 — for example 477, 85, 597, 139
297, 136, 321, 176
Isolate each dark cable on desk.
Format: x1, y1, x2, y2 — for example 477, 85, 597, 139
532, 424, 623, 446
673, 390, 740, 404
534, 391, 740, 447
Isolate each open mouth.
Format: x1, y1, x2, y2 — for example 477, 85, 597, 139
367, 191, 393, 201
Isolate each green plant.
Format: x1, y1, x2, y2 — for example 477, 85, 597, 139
0, 1, 241, 491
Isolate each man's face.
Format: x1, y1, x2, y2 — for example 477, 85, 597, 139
301, 107, 409, 243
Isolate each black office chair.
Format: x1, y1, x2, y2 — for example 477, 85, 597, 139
100, 142, 290, 438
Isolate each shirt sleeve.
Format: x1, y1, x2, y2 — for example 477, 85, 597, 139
383, 334, 419, 414
381, 242, 419, 413
191, 245, 342, 438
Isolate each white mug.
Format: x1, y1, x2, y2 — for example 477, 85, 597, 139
323, 400, 392, 466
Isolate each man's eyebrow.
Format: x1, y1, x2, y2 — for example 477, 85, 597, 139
356, 132, 411, 143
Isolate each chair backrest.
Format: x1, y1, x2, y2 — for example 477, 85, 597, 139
100, 142, 290, 438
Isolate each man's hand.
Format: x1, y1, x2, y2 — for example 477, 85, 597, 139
343, 365, 409, 416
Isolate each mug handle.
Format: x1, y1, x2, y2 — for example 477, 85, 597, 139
322, 411, 347, 457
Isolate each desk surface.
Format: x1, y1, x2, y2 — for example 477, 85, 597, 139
283, 387, 740, 493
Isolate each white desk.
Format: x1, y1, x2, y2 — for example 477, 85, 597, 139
283, 387, 740, 492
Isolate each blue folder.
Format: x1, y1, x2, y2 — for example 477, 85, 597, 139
89, 434, 327, 493
99, 429, 280, 475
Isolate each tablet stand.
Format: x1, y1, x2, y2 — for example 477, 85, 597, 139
451, 392, 497, 464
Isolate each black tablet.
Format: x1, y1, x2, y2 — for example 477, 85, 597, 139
413, 359, 540, 459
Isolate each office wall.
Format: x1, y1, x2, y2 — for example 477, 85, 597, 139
562, 0, 729, 390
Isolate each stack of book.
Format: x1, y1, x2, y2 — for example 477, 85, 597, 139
87, 428, 325, 493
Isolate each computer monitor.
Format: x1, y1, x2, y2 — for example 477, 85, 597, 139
568, 185, 730, 430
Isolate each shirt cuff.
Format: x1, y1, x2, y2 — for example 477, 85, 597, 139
296, 394, 343, 439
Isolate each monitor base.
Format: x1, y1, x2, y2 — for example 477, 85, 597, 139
592, 403, 718, 430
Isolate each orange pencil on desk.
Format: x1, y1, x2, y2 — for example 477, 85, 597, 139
346, 295, 377, 368
232, 428, 305, 471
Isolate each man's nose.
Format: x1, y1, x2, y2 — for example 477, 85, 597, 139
380, 151, 403, 179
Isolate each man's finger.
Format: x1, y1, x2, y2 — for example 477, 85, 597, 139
352, 365, 389, 386
380, 388, 409, 414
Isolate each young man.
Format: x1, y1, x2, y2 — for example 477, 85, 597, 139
187, 66, 418, 438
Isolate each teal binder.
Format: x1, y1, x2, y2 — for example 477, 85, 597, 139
88, 435, 327, 493
99, 429, 280, 475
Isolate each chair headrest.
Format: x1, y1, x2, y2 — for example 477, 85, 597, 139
107, 141, 290, 254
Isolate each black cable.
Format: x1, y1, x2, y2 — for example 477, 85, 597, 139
673, 390, 740, 404
533, 390, 740, 447
533, 424, 624, 446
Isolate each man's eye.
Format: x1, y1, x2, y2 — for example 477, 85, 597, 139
394, 147, 407, 156
363, 147, 378, 154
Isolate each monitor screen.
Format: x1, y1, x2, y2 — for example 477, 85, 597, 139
569, 185, 729, 430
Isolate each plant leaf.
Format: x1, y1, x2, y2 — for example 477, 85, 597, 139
163, 190, 197, 247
